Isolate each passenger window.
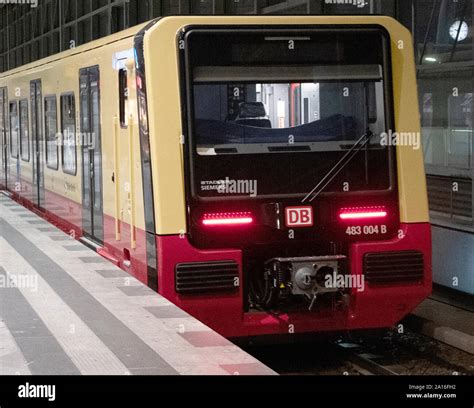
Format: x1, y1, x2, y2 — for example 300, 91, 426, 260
0, 90, 4, 136
45, 96, 59, 170
119, 68, 128, 128
61, 94, 77, 175
9, 102, 18, 159
19, 100, 30, 162
0, 89, 4, 178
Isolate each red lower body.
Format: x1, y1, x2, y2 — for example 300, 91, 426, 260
7, 178, 82, 238
157, 223, 432, 338
5, 179, 432, 339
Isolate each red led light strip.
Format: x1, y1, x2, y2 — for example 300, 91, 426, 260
339, 207, 387, 220
202, 212, 254, 226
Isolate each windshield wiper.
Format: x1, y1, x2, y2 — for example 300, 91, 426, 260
302, 130, 374, 203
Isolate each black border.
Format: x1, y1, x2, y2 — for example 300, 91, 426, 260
0, 375, 473, 405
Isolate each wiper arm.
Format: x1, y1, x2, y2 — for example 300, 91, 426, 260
302, 130, 374, 203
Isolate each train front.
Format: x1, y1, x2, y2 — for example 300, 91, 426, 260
145, 17, 432, 338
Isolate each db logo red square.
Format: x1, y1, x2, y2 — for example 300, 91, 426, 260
285, 206, 314, 227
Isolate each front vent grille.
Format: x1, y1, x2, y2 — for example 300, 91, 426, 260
175, 261, 239, 294
364, 251, 424, 285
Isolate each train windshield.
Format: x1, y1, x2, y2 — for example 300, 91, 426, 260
185, 29, 394, 198
194, 77, 385, 156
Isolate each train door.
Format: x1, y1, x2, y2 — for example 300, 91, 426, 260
80, 66, 103, 243
30, 80, 44, 208
0, 87, 7, 189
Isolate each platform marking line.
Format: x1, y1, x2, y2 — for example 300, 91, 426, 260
0, 217, 179, 375
0, 239, 132, 375
0, 266, 80, 375
0, 199, 276, 375
0, 320, 32, 375
37, 259, 265, 374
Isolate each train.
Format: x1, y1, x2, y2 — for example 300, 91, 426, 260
0, 16, 432, 338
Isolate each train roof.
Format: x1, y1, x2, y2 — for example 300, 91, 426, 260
0, 22, 149, 80
0, 15, 404, 81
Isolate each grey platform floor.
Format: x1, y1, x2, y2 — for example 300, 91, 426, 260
0, 193, 275, 376
409, 297, 474, 355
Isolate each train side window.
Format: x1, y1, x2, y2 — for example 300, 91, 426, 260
19, 100, 30, 162
0, 90, 4, 135
119, 68, 128, 128
9, 102, 18, 159
0, 90, 4, 150
61, 93, 77, 175
44, 96, 59, 170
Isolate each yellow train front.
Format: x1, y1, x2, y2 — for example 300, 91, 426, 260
0, 16, 432, 338
141, 16, 431, 338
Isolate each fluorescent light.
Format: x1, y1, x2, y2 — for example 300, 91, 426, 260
424, 57, 437, 62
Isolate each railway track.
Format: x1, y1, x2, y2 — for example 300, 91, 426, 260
243, 329, 474, 376
336, 342, 400, 375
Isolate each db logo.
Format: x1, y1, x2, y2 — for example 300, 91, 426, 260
285, 206, 314, 227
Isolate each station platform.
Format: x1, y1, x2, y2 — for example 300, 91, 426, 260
0, 193, 275, 376
407, 293, 474, 355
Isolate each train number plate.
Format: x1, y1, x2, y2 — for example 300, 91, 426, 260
285, 206, 314, 227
